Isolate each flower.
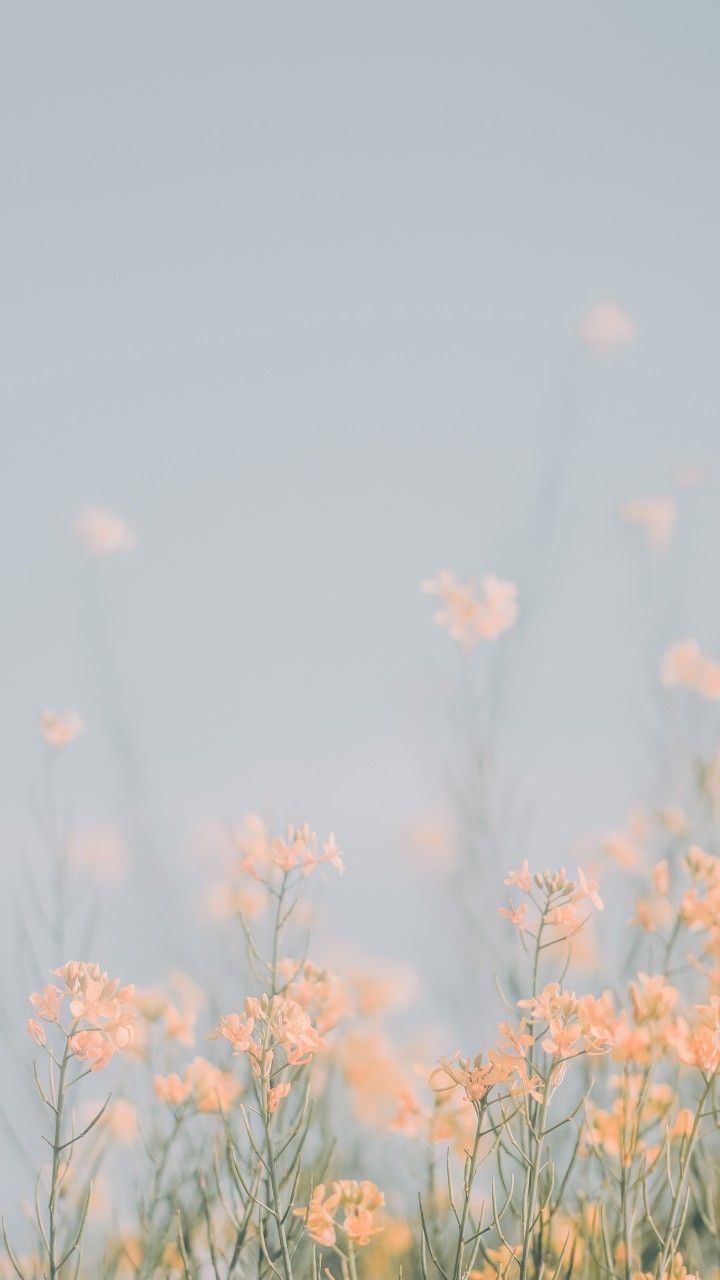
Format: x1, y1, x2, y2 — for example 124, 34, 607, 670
41, 710, 83, 747
268, 1082, 291, 1113
621, 497, 677, 551
36, 962, 138, 1072
579, 302, 636, 353
576, 866, 604, 912
154, 1072, 192, 1106
668, 997, 720, 1075
294, 1180, 384, 1250
26, 1019, 46, 1046
74, 507, 135, 554
628, 974, 679, 1025
271, 824, 345, 878
504, 861, 532, 893
498, 902, 530, 931
422, 571, 518, 649
661, 641, 720, 700
29, 985, 63, 1023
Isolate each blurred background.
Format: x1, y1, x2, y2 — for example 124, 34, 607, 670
1, 2, 720, 1140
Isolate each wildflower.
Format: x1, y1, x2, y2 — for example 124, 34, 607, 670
26, 1019, 46, 1046
187, 1057, 241, 1113
29, 985, 63, 1023
668, 997, 720, 1075
661, 640, 720, 699
629, 973, 679, 1025
621, 497, 677, 551
210, 1011, 256, 1054
154, 1072, 192, 1106
498, 901, 530, 931
104, 1100, 138, 1143
576, 866, 604, 912
268, 1082, 291, 1113
271, 824, 344, 877
41, 710, 83, 747
422, 571, 518, 649
504, 860, 532, 892
579, 301, 636, 353
277, 959, 350, 1034
74, 506, 135, 554
294, 1181, 384, 1250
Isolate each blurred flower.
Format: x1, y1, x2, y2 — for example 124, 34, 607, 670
621, 496, 677, 551
661, 640, 720, 699
69, 826, 129, 887
41, 709, 83, 747
422, 571, 518, 649
74, 506, 135, 554
579, 302, 636, 353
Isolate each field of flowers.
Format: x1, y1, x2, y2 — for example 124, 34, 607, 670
3, 364, 720, 1280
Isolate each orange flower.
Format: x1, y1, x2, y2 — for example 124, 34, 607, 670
41, 710, 83, 747
422, 571, 518, 649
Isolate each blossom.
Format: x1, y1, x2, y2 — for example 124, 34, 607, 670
498, 902, 530, 931
294, 1180, 384, 1250
579, 302, 636, 353
661, 640, 720, 699
210, 1011, 256, 1054
575, 866, 604, 912
621, 497, 677, 551
74, 507, 135, 554
26, 1019, 46, 1046
271, 824, 345, 878
187, 1057, 241, 1113
29, 985, 63, 1023
628, 973, 679, 1025
422, 571, 518, 649
154, 1072, 192, 1106
668, 997, 720, 1075
268, 1082, 291, 1113
40, 962, 138, 1071
504, 860, 532, 893
104, 1100, 138, 1143
41, 710, 83, 747
277, 959, 350, 1034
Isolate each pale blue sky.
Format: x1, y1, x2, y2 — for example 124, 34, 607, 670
1, 3, 720, 1051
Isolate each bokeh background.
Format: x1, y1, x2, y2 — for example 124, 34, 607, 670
1, 3, 720, 1154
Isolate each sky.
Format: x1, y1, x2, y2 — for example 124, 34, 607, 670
1, 2, 720, 1063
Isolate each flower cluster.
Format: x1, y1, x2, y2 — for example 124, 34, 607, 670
211, 992, 326, 1112
422, 570, 519, 649
500, 863, 603, 942
28, 961, 137, 1072
154, 1056, 241, 1112
277, 958, 350, 1034
294, 1180, 384, 1249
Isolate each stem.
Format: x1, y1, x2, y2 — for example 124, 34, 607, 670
518, 1074, 550, 1280
453, 1107, 484, 1280
48, 1039, 71, 1279
655, 1076, 712, 1280
262, 1102, 294, 1280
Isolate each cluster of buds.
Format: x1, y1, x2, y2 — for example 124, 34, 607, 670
27, 962, 137, 1072
500, 863, 603, 941
294, 1180, 384, 1250
235, 817, 344, 882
